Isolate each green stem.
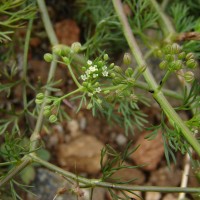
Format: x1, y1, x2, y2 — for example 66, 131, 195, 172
31, 155, 200, 193
112, 0, 200, 156
158, 70, 172, 90
67, 63, 82, 88
0, 157, 31, 187
149, 0, 175, 40
22, 19, 33, 110
59, 87, 83, 101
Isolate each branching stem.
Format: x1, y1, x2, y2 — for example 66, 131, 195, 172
112, 0, 200, 156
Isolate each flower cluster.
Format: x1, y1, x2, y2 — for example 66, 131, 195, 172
158, 43, 197, 83
35, 93, 60, 123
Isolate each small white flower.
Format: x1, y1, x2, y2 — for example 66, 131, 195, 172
89, 66, 98, 72
102, 71, 108, 77
95, 87, 101, 93
85, 70, 91, 75
81, 74, 87, 81
87, 60, 93, 65
102, 65, 107, 71
93, 74, 98, 78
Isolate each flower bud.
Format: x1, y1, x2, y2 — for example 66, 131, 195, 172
110, 73, 116, 78
44, 105, 51, 110
71, 42, 81, 53
185, 53, 195, 60
49, 115, 58, 123
62, 57, 70, 64
112, 77, 122, 85
156, 49, 163, 58
184, 71, 194, 83
109, 63, 115, 69
125, 67, 134, 77
36, 93, 44, 100
114, 65, 122, 74
97, 99, 102, 104
123, 53, 131, 65
178, 52, 186, 60
103, 54, 109, 61
35, 99, 43, 104
159, 60, 168, 70
163, 45, 172, 54
171, 43, 181, 54
43, 109, 51, 117
186, 59, 197, 69
53, 44, 69, 56
44, 53, 53, 62
165, 54, 174, 62
173, 60, 183, 70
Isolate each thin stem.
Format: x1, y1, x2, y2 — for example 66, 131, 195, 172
22, 18, 33, 110
158, 70, 172, 90
149, 0, 175, 40
0, 157, 31, 187
112, 0, 200, 156
31, 155, 200, 193
59, 87, 83, 101
67, 63, 82, 88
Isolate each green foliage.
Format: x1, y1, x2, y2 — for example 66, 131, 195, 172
170, 2, 197, 33
0, 0, 36, 43
74, 0, 126, 56
126, 0, 159, 36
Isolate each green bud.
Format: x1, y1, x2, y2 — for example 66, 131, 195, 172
53, 44, 69, 56
46, 98, 52, 104
163, 45, 172, 54
126, 77, 135, 85
112, 77, 122, 85
109, 63, 115, 69
44, 105, 51, 110
110, 73, 116, 78
186, 59, 197, 69
53, 100, 60, 106
98, 61, 103, 66
159, 60, 168, 70
35, 99, 43, 104
114, 65, 122, 74
81, 66, 86, 71
36, 93, 44, 100
173, 60, 183, 70
43, 109, 51, 117
82, 82, 88, 87
62, 57, 70, 64
171, 43, 181, 54
165, 54, 174, 62
44, 53, 53, 62
178, 52, 186, 60
94, 82, 100, 87
156, 49, 163, 58
103, 54, 109, 61
49, 115, 58, 123
71, 42, 82, 53
125, 67, 134, 77
87, 103, 93, 109
123, 53, 131, 65
184, 71, 194, 83
185, 53, 195, 60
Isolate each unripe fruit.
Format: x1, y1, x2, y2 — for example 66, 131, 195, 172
36, 93, 44, 100
185, 53, 195, 60
165, 54, 174, 62
184, 71, 194, 83
125, 67, 134, 77
186, 59, 197, 69
71, 42, 81, 53
44, 53, 53, 62
49, 115, 58, 123
123, 53, 131, 65
171, 43, 181, 54
178, 52, 186, 60
103, 54, 109, 61
159, 60, 168, 70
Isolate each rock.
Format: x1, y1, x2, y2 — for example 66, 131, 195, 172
55, 19, 80, 46
149, 165, 182, 186
67, 119, 82, 138
130, 130, 164, 171
163, 194, 177, 200
57, 135, 105, 174
110, 162, 145, 185
145, 192, 161, 200
115, 133, 127, 146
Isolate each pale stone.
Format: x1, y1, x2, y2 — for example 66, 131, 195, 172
57, 135, 105, 174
